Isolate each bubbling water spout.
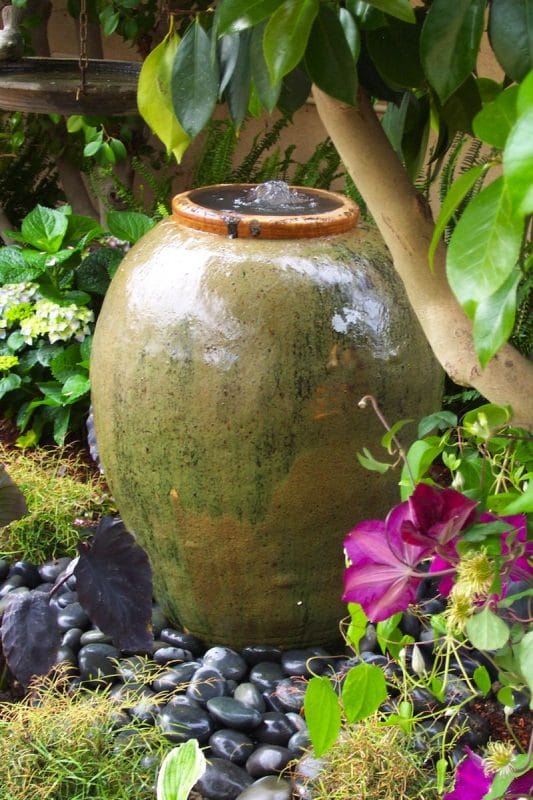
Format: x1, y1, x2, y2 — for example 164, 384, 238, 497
234, 180, 318, 212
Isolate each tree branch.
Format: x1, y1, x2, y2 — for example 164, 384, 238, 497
312, 87, 533, 429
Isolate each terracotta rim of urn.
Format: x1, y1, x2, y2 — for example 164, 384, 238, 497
171, 183, 359, 239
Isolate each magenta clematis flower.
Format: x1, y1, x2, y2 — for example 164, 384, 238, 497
429, 512, 531, 598
443, 748, 492, 800
443, 747, 533, 800
400, 483, 477, 552
342, 501, 431, 621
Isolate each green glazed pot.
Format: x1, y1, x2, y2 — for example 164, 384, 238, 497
91, 185, 442, 648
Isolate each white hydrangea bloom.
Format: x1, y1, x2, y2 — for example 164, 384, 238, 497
0, 282, 42, 338
20, 301, 94, 345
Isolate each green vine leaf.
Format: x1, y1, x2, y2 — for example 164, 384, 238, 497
465, 606, 510, 651
304, 675, 341, 757
341, 663, 388, 723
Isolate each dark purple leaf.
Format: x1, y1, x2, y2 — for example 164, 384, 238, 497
74, 517, 153, 653
0, 465, 28, 528
1, 592, 61, 687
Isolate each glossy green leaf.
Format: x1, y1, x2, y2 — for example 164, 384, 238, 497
226, 30, 252, 129
420, 0, 486, 102
305, 4, 357, 104
447, 178, 523, 315
137, 28, 190, 162
417, 411, 457, 438
21, 205, 68, 253
263, 0, 319, 85
440, 73, 482, 136
517, 69, 533, 114
277, 67, 312, 114
367, 16, 424, 89
172, 21, 220, 140
473, 85, 519, 149
250, 22, 281, 112
364, 0, 415, 23
465, 606, 510, 650
400, 440, 445, 498
218, 33, 240, 95
339, 8, 360, 62
342, 663, 388, 723
489, 0, 533, 82
216, 0, 284, 35
304, 676, 341, 757
429, 164, 487, 268
462, 402, 512, 438
472, 269, 521, 367
503, 107, 533, 215
156, 740, 207, 800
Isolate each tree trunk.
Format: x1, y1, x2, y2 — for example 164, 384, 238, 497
312, 87, 533, 429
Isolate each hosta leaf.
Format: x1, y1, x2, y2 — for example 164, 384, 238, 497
0, 464, 27, 527
106, 211, 155, 244
447, 177, 523, 315
342, 662, 388, 722
263, 0, 319, 85
472, 269, 521, 367
74, 517, 153, 652
305, 4, 358, 105
304, 675, 341, 757
503, 107, 533, 215
156, 740, 207, 800
489, 0, 533, 82
216, 0, 284, 35
21, 205, 68, 253
420, 0, 486, 102
172, 21, 220, 140
138, 28, 190, 162
1, 592, 61, 686
250, 21, 281, 112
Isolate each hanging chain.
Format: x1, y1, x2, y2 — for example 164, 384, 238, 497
77, 0, 89, 98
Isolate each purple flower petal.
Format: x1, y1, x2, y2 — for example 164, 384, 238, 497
402, 484, 477, 548
342, 506, 428, 621
508, 768, 533, 796
443, 748, 493, 800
